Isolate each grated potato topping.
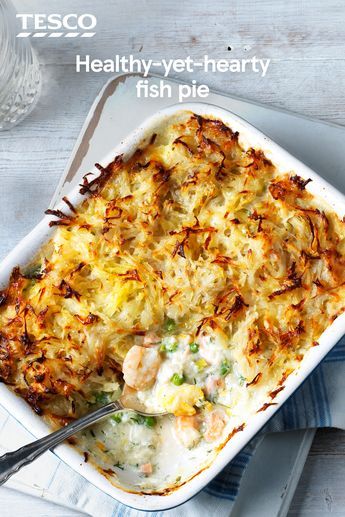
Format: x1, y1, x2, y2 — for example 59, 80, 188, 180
0, 110, 345, 433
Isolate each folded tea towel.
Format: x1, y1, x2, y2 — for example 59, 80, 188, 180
1, 334, 344, 517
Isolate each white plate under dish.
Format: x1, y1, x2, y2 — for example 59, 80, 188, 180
0, 102, 345, 511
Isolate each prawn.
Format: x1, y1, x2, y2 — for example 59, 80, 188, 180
174, 415, 201, 448
203, 409, 227, 442
204, 375, 224, 399
142, 331, 161, 347
122, 345, 161, 390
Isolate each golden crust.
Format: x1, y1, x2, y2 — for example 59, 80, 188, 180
0, 111, 345, 419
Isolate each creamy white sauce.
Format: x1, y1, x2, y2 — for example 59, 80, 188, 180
76, 329, 285, 491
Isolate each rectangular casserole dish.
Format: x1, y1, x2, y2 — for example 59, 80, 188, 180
0, 101, 344, 511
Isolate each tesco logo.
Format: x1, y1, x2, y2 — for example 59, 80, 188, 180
16, 13, 97, 38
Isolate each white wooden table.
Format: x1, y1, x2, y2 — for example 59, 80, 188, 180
1, 0, 345, 514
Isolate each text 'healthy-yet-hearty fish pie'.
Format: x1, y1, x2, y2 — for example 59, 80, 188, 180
0, 111, 345, 492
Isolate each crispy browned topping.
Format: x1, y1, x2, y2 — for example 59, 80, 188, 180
0, 111, 344, 425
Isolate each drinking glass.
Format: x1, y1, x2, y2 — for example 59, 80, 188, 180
0, 0, 41, 130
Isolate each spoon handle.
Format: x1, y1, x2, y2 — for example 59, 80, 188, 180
0, 400, 123, 485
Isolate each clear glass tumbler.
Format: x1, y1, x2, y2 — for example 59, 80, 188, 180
0, 0, 41, 130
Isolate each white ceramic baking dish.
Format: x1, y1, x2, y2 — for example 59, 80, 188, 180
0, 102, 345, 511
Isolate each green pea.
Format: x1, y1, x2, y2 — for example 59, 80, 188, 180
164, 318, 176, 333
171, 373, 185, 386
189, 342, 199, 353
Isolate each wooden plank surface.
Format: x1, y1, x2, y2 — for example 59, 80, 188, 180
289, 429, 345, 516
12, 0, 345, 126
2, 0, 345, 514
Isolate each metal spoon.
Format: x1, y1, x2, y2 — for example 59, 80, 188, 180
0, 386, 167, 485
